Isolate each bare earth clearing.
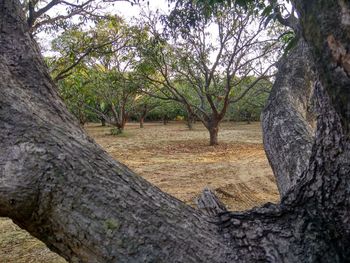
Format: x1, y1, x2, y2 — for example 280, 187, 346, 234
0, 121, 279, 262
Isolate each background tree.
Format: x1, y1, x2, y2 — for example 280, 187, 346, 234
228, 78, 272, 123
57, 66, 94, 125
51, 16, 146, 132
49, 15, 141, 80
132, 95, 160, 128
138, 5, 279, 145
92, 67, 139, 133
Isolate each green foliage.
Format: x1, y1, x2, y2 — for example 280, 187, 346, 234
137, 5, 279, 130
146, 100, 186, 121
47, 0, 281, 130
168, 0, 296, 55
57, 67, 96, 124
49, 16, 151, 125
281, 32, 298, 53
110, 128, 123, 136
167, 0, 266, 29
49, 15, 143, 81
23, 0, 141, 34
104, 218, 120, 231
228, 78, 272, 121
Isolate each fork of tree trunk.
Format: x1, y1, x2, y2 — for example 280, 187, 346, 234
1, 0, 350, 262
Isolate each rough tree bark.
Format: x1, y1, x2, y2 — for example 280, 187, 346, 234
1, 0, 350, 262
262, 39, 317, 197
202, 116, 221, 146
208, 125, 219, 146
0, 3, 228, 262
292, 0, 350, 133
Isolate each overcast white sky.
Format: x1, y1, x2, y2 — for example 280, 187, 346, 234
115, 0, 172, 20
37, 0, 172, 53
38, 0, 281, 73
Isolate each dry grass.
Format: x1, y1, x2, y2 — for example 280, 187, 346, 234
0, 219, 65, 263
0, 121, 279, 262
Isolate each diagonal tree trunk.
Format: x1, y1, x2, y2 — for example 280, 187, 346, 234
262, 39, 317, 197
0, 2, 228, 262
1, 0, 350, 262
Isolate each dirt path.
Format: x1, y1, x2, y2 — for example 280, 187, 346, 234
0, 121, 279, 262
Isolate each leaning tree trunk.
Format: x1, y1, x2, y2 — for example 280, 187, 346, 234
262, 38, 317, 197
1, 0, 350, 262
0, 2, 228, 262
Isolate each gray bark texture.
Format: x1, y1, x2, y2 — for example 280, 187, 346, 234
196, 188, 227, 216
292, 0, 350, 133
262, 39, 317, 197
1, 0, 350, 262
0, 2, 228, 262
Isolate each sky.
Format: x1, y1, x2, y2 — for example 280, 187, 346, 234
37, 0, 281, 74
37, 0, 172, 53
114, 0, 172, 20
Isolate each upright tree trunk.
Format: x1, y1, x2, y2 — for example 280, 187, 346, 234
186, 110, 195, 130
187, 119, 194, 130
1, 0, 350, 262
163, 115, 168, 125
139, 107, 148, 129
208, 123, 219, 146
246, 112, 251, 124
100, 117, 106, 127
121, 107, 128, 130
139, 117, 144, 128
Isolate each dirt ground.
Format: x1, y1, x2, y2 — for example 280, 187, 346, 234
0, 121, 280, 262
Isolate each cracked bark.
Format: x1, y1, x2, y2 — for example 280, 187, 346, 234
1, 0, 350, 262
292, 0, 350, 133
262, 39, 317, 197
